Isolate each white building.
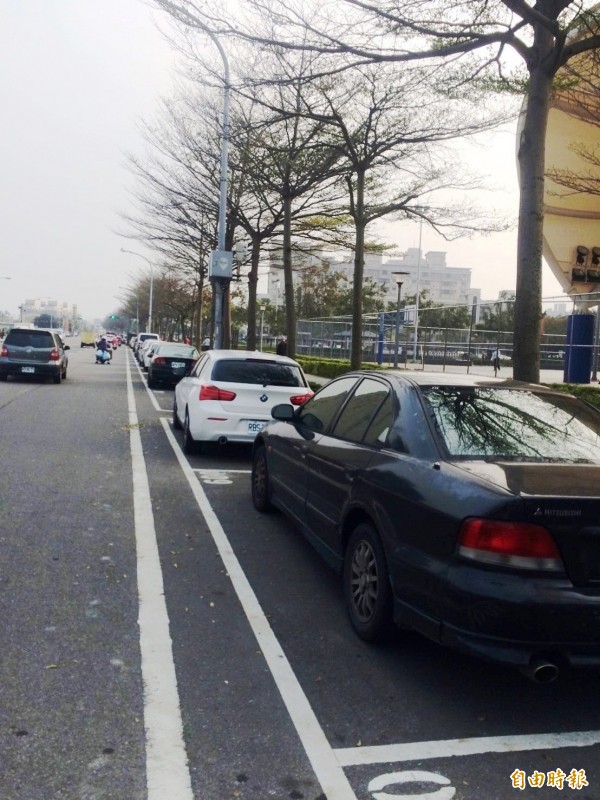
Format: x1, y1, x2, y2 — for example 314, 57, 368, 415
265, 248, 480, 309
19, 298, 78, 328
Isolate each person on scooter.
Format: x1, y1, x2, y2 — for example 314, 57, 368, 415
96, 335, 111, 364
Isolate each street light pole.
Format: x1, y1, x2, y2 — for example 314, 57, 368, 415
121, 248, 154, 332
157, 13, 231, 347
413, 216, 423, 363
392, 272, 409, 368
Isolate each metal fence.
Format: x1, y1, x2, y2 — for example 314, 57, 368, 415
295, 314, 568, 373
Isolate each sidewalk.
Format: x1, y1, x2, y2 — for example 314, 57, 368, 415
304, 364, 594, 387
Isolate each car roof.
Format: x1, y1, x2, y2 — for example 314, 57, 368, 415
343, 369, 557, 393
207, 349, 301, 365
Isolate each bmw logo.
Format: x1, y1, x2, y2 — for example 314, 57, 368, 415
260, 394, 268, 403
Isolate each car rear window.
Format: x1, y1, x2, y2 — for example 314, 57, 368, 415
5, 331, 55, 348
156, 345, 199, 358
211, 359, 304, 387
421, 386, 600, 462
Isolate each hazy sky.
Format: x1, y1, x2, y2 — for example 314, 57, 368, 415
0, 0, 566, 324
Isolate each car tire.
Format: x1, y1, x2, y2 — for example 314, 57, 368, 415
173, 399, 182, 430
183, 410, 200, 454
251, 445, 271, 512
0, 374, 7, 382
53, 370, 62, 384
343, 523, 392, 643
147, 376, 156, 389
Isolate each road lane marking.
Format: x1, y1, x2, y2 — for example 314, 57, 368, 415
333, 730, 600, 767
126, 357, 194, 800
158, 410, 600, 795
369, 770, 455, 800
160, 417, 358, 800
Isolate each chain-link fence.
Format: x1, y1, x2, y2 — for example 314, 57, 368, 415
296, 303, 569, 373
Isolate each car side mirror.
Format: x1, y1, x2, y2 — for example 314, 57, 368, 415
64, 345, 70, 351
271, 403, 295, 421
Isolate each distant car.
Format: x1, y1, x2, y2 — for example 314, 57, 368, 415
251, 370, 600, 682
173, 349, 313, 454
0, 327, 70, 383
147, 343, 199, 388
80, 330, 96, 348
134, 333, 160, 363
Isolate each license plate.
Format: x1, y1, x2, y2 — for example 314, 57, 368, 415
22, 366, 35, 373
247, 420, 265, 434
171, 362, 186, 369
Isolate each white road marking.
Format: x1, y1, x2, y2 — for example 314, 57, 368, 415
160, 417, 358, 800
192, 469, 251, 474
334, 729, 600, 767
153, 399, 600, 796
126, 358, 194, 800
369, 770, 455, 800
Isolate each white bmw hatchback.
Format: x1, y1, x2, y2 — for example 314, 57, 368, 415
173, 349, 313, 453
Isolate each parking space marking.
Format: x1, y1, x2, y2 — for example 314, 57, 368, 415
156, 409, 600, 797
194, 468, 251, 485
333, 729, 600, 767
160, 417, 358, 800
126, 358, 193, 800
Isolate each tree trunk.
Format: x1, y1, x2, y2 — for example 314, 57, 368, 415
513, 28, 554, 383
351, 170, 366, 369
282, 194, 297, 359
246, 235, 261, 350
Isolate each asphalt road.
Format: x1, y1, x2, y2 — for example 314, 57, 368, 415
1, 343, 600, 800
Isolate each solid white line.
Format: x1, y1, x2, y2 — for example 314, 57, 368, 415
160, 417, 358, 800
126, 358, 194, 800
333, 729, 600, 767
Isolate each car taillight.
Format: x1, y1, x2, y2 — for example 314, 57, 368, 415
290, 392, 314, 406
1, 345, 7, 357
153, 357, 165, 365
458, 518, 563, 571
199, 384, 237, 401
49, 348, 60, 361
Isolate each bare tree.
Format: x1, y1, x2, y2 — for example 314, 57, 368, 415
154, 0, 600, 382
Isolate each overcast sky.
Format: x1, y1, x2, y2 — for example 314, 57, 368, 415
0, 0, 566, 324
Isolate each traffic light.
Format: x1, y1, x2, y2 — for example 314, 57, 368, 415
110, 314, 119, 320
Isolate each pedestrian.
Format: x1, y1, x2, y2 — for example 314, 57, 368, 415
491, 348, 501, 373
184, 336, 191, 345
201, 336, 211, 351
276, 336, 287, 356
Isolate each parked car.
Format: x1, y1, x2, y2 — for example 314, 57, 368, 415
133, 333, 160, 367
0, 327, 70, 383
173, 349, 313, 454
142, 340, 163, 371
134, 332, 160, 363
147, 343, 199, 388
251, 370, 600, 682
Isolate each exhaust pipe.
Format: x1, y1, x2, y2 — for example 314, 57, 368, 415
218, 436, 228, 445
520, 657, 560, 683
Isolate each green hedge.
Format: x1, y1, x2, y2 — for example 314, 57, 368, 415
295, 356, 384, 379
545, 383, 600, 411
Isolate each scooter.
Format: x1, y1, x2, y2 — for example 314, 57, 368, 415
95, 348, 111, 364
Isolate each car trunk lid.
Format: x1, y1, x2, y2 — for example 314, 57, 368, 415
456, 461, 600, 587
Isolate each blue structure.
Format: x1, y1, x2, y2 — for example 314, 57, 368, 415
563, 313, 595, 384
